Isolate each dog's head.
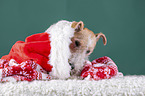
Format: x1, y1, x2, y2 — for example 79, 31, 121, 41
69, 21, 107, 75
70, 21, 107, 56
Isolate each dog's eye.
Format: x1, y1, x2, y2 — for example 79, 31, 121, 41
75, 40, 80, 47
86, 50, 90, 54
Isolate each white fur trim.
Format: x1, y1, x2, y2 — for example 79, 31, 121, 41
45, 20, 75, 79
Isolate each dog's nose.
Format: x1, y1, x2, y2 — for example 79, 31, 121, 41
69, 63, 75, 70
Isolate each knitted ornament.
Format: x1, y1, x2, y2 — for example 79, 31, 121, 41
81, 56, 123, 80
1, 20, 75, 79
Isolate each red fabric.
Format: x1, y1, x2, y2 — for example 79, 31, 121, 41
1, 33, 52, 72
0, 59, 51, 82
81, 56, 119, 80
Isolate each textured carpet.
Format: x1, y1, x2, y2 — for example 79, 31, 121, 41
0, 75, 145, 96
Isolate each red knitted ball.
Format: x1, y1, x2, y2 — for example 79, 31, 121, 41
81, 56, 118, 80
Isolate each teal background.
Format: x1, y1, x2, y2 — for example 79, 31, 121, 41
0, 0, 145, 75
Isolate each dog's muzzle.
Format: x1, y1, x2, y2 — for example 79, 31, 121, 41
69, 63, 75, 70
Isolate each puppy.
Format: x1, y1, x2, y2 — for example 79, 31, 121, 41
69, 21, 107, 75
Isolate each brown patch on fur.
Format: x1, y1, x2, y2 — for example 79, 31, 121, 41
71, 21, 84, 32
70, 28, 96, 55
70, 21, 106, 56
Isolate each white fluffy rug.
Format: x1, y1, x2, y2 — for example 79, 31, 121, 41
0, 75, 145, 96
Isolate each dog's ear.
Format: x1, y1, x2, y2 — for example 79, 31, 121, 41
71, 21, 84, 32
96, 33, 107, 45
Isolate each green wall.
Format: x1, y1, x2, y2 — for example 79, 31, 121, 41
0, 0, 145, 75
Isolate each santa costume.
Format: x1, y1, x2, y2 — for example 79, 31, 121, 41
1, 20, 75, 79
